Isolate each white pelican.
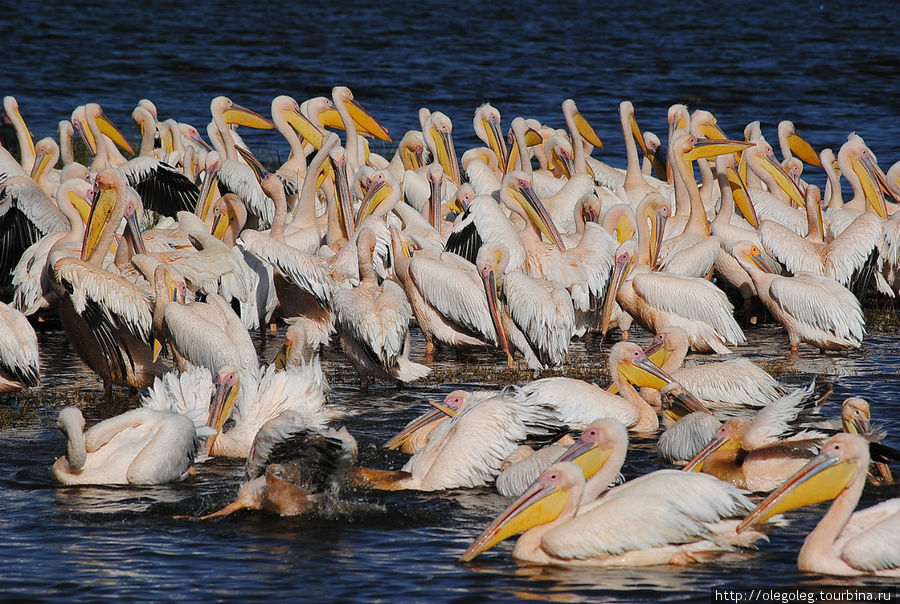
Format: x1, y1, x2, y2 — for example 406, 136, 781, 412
332, 227, 430, 386
354, 389, 564, 492
758, 184, 881, 287
601, 196, 745, 354
208, 96, 277, 227
422, 111, 460, 186
460, 418, 771, 565
52, 406, 197, 486
200, 418, 357, 518
0, 301, 40, 392
776, 120, 821, 168
30, 136, 62, 196
475, 242, 574, 369
739, 433, 900, 577
2, 96, 36, 172
472, 102, 508, 174
683, 382, 829, 492
616, 100, 672, 207
730, 240, 864, 353
641, 326, 785, 410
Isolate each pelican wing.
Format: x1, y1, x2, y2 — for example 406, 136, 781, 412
504, 272, 575, 366
443, 206, 482, 264
118, 157, 199, 217
741, 382, 826, 451
768, 272, 865, 343
675, 358, 785, 408
519, 377, 640, 428
658, 413, 722, 464
141, 366, 215, 417
823, 212, 880, 285
217, 160, 274, 228
1, 176, 66, 288
233, 364, 329, 439
54, 258, 153, 341
758, 220, 824, 275
409, 254, 496, 342
238, 229, 332, 307
632, 272, 744, 345
0, 302, 40, 387
839, 500, 900, 572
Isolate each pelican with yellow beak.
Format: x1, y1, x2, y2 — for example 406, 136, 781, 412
460, 418, 771, 565
738, 433, 900, 577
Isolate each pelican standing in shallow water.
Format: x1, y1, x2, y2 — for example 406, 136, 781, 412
739, 433, 900, 577
52, 406, 198, 486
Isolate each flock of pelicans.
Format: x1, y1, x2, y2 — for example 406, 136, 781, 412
1, 89, 899, 577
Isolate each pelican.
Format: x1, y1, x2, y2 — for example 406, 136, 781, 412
0, 301, 40, 392
383, 390, 495, 454
52, 406, 197, 486
758, 184, 881, 287
683, 382, 829, 492
739, 433, 900, 576
460, 418, 771, 565
730, 240, 864, 353
2, 96, 36, 172
200, 418, 356, 518
354, 389, 564, 492
777, 120, 821, 168
841, 397, 894, 486
641, 326, 785, 410
601, 195, 745, 354
333, 227, 430, 386
472, 102, 508, 174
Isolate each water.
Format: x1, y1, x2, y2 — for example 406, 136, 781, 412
2, 1, 899, 601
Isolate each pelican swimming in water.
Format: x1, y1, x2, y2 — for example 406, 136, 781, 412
0, 301, 40, 392
738, 433, 900, 577
841, 397, 894, 486
683, 382, 830, 492
730, 240, 865, 353
52, 406, 198, 486
460, 418, 772, 566
200, 415, 357, 518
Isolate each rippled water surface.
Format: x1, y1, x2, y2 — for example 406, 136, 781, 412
1, 1, 899, 601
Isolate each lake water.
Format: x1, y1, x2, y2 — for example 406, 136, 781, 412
1, 1, 898, 601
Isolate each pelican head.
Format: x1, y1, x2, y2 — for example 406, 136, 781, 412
210, 194, 248, 242
84, 102, 136, 156
682, 419, 746, 472
211, 95, 275, 130
459, 461, 584, 562
502, 170, 566, 251
745, 141, 806, 207
206, 367, 241, 455
273, 323, 312, 370
612, 341, 686, 392
778, 120, 821, 166
738, 433, 866, 532
643, 325, 688, 368
473, 102, 508, 170
273, 94, 324, 149
383, 390, 469, 451
356, 169, 398, 224
841, 397, 871, 436
57, 407, 87, 471
555, 418, 628, 478
425, 111, 460, 185
838, 139, 889, 218
325, 86, 391, 142
732, 240, 775, 274
599, 240, 637, 336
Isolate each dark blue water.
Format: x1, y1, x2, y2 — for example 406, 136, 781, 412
1, 2, 899, 601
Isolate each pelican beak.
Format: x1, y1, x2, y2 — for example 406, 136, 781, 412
870, 161, 900, 204
96, 110, 136, 156
10, 104, 35, 160
573, 110, 603, 149
125, 206, 147, 255
650, 207, 667, 270
682, 430, 738, 472
187, 131, 213, 151
685, 139, 753, 162
196, 171, 219, 221
481, 261, 513, 368
430, 127, 461, 185
205, 379, 239, 455
428, 399, 459, 417
510, 180, 566, 252
630, 114, 646, 155
29, 146, 47, 180
726, 166, 759, 228
234, 146, 266, 184
853, 153, 888, 219
81, 186, 116, 261
356, 177, 390, 224
459, 475, 572, 561
758, 150, 806, 207
325, 98, 391, 142
555, 440, 614, 479
643, 338, 670, 367
600, 254, 632, 337
223, 103, 276, 130
210, 207, 230, 240
401, 142, 423, 172
746, 247, 774, 273
384, 406, 448, 450
272, 339, 291, 371
332, 159, 356, 238
661, 383, 712, 420
68, 189, 93, 224
614, 214, 635, 244
74, 119, 97, 155
787, 133, 821, 166
482, 116, 509, 170
284, 106, 325, 149
737, 451, 857, 532
618, 354, 680, 391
